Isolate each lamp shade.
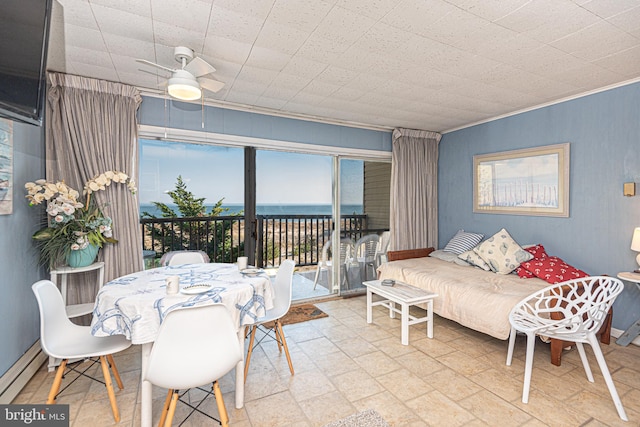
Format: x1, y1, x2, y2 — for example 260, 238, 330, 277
631, 227, 640, 252
167, 70, 201, 101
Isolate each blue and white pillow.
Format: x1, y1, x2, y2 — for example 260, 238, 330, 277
443, 229, 484, 255
473, 228, 533, 274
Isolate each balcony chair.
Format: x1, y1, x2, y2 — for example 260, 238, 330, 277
160, 250, 210, 266
144, 304, 242, 427
355, 234, 381, 282
244, 259, 296, 382
32, 280, 131, 423
375, 231, 391, 265
506, 276, 627, 421
313, 238, 354, 291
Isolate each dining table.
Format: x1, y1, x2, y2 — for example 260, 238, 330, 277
90, 262, 273, 427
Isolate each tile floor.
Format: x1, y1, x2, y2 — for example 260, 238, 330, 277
13, 296, 640, 426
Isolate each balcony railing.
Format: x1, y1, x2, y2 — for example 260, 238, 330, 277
141, 214, 381, 268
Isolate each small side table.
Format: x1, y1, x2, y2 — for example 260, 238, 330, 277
50, 261, 105, 318
616, 272, 640, 346
363, 279, 436, 345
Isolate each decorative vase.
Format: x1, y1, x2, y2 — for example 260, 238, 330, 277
66, 244, 99, 268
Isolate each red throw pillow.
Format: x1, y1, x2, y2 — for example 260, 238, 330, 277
516, 245, 549, 278
519, 256, 588, 284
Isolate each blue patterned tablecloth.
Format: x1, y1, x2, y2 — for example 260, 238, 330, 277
90, 263, 273, 345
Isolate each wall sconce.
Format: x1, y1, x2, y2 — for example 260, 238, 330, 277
623, 182, 636, 197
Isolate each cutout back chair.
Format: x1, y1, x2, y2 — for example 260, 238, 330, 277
33, 280, 131, 423
244, 259, 296, 382
160, 250, 210, 266
313, 238, 354, 290
144, 304, 242, 427
355, 234, 381, 281
506, 276, 627, 421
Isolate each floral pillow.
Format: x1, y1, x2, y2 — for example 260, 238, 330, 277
473, 228, 533, 274
458, 250, 491, 271
442, 229, 484, 255
515, 244, 549, 278
519, 256, 588, 284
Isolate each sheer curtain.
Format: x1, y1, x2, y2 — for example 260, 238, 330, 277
46, 72, 143, 309
389, 128, 441, 251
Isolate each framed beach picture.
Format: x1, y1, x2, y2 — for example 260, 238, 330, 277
0, 118, 12, 215
473, 143, 570, 217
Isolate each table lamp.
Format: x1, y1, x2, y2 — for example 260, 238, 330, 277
631, 227, 640, 273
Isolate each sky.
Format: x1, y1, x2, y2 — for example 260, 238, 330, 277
139, 139, 363, 206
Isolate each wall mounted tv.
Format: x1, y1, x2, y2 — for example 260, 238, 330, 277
0, 0, 53, 126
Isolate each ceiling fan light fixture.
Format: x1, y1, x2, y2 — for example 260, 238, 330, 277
167, 70, 201, 101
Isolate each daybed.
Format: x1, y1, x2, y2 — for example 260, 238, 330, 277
378, 247, 612, 366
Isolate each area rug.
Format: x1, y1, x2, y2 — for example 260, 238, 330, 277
323, 409, 390, 427
263, 304, 328, 328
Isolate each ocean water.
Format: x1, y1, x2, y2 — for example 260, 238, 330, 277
139, 204, 363, 217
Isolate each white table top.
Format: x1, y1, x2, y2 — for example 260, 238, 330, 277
618, 271, 640, 283
363, 279, 437, 304
90, 263, 273, 345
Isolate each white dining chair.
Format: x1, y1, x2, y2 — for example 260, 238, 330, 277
144, 304, 242, 427
376, 231, 391, 265
160, 250, 210, 266
244, 259, 295, 382
506, 276, 627, 421
32, 280, 131, 423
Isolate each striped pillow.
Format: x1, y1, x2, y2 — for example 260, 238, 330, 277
443, 230, 484, 255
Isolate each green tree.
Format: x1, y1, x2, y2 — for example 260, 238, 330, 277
142, 176, 243, 262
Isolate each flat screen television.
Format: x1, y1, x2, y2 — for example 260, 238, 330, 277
0, 0, 52, 126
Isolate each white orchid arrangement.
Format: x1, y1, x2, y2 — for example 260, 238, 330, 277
25, 171, 136, 267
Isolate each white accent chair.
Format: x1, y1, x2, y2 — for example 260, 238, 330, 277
313, 238, 354, 290
144, 304, 242, 427
160, 250, 210, 266
506, 276, 627, 421
244, 259, 296, 382
355, 234, 381, 282
32, 280, 131, 423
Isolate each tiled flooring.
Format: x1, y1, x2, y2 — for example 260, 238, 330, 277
13, 296, 640, 426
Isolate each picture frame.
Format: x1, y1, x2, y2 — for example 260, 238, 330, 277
473, 143, 570, 217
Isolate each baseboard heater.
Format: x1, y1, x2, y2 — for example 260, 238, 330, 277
0, 341, 47, 404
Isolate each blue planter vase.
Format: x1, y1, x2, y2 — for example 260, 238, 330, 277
66, 244, 99, 268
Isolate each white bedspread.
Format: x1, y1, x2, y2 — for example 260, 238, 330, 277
377, 257, 549, 340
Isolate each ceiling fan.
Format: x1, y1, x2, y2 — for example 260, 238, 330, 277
136, 46, 225, 101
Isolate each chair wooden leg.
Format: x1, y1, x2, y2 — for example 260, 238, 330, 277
212, 381, 229, 427
46, 359, 67, 404
244, 326, 256, 383
275, 320, 294, 376
275, 325, 283, 353
521, 332, 536, 404
158, 389, 173, 427
588, 335, 628, 421
99, 355, 120, 422
164, 391, 179, 427
106, 354, 125, 390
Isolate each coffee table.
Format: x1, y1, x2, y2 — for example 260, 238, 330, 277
363, 280, 436, 345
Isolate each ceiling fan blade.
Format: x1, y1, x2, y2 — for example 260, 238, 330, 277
136, 59, 175, 74
198, 77, 225, 93
184, 57, 216, 77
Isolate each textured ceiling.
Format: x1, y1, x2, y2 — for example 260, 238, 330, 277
46, 0, 640, 132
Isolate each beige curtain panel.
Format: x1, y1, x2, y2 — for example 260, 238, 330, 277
46, 72, 143, 313
390, 128, 441, 251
